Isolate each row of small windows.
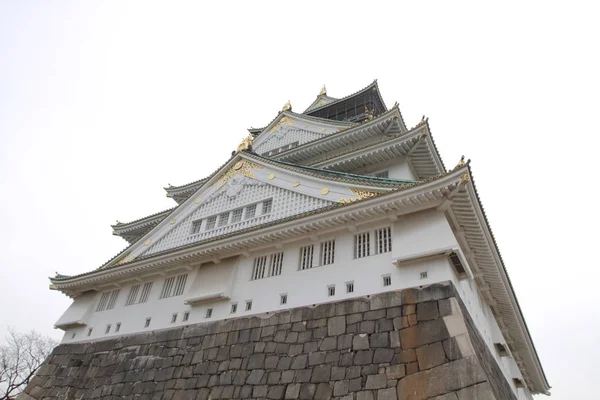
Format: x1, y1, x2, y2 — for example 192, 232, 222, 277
191, 199, 273, 235
262, 141, 299, 157
354, 227, 392, 259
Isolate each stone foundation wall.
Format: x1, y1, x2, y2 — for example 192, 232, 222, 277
19, 282, 516, 400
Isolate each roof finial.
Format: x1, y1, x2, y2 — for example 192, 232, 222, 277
364, 105, 374, 121
235, 135, 254, 154
417, 115, 427, 127
282, 100, 292, 112
320, 85, 327, 95
456, 155, 466, 168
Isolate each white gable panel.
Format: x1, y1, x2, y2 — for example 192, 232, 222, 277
141, 176, 335, 256
254, 126, 327, 156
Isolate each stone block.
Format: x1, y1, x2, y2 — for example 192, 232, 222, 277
416, 342, 447, 370
430, 393, 459, 400
356, 390, 375, 400
314, 383, 333, 400
333, 380, 349, 396
248, 353, 265, 369
417, 301, 439, 321
311, 364, 331, 383
267, 385, 286, 399
385, 364, 406, 379
353, 334, 370, 350
328, 316, 346, 336
309, 351, 326, 366
354, 350, 374, 365
399, 319, 450, 349
285, 383, 301, 399
365, 374, 386, 389
246, 369, 265, 385
396, 356, 487, 400
370, 332, 389, 348
374, 348, 394, 363
299, 383, 316, 399
291, 354, 308, 369
406, 362, 419, 375
378, 387, 398, 400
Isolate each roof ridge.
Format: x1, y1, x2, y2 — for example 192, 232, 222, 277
303, 80, 384, 115
112, 207, 176, 228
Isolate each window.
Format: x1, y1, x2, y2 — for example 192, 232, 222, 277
513, 378, 524, 388
139, 282, 153, 303
346, 282, 354, 293
320, 240, 335, 266
183, 312, 190, 322
96, 289, 120, 312
354, 232, 371, 258
231, 303, 238, 313
217, 212, 230, 227
105, 325, 111, 334
375, 227, 392, 254
420, 271, 428, 279
115, 323, 121, 332
269, 252, 284, 276
245, 204, 257, 219
71, 333, 76, 339
262, 199, 272, 214
231, 208, 243, 223
205, 215, 217, 230
328, 285, 336, 297
374, 170, 389, 178
299, 245, 314, 270
191, 219, 203, 234
125, 284, 140, 306
87, 328, 93, 337
206, 308, 213, 318
160, 274, 188, 299
383, 275, 392, 287
245, 301, 252, 311
171, 313, 178, 324
280, 294, 288, 305
145, 318, 151, 328
251, 256, 267, 280
495, 343, 509, 357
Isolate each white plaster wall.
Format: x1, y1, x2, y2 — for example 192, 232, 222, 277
347, 158, 416, 182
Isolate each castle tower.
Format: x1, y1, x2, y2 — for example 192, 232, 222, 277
21, 82, 549, 400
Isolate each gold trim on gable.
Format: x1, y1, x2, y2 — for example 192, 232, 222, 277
213, 159, 265, 189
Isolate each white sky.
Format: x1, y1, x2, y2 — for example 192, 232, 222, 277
0, 1, 598, 398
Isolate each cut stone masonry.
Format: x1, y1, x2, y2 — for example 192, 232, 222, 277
19, 282, 516, 400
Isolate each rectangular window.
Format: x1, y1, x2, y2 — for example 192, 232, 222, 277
374, 170, 389, 178
217, 212, 230, 227
87, 328, 93, 337
139, 282, 153, 303
96, 292, 110, 312
205, 215, 217, 230
171, 313, 177, 324
183, 312, 190, 322
245, 301, 252, 311
96, 289, 120, 312
328, 285, 336, 297
245, 204, 257, 219
269, 252, 284, 276
145, 318, 151, 328
106, 289, 120, 310
299, 245, 314, 270
383, 275, 392, 287
320, 240, 335, 266
191, 219, 203, 234
125, 284, 140, 306
71, 333, 76, 339
231, 303, 238, 313
206, 308, 213, 318
354, 232, 371, 259
160, 274, 188, 299
346, 282, 354, 293
262, 199, 273, 214
375, 227, 392, 254
280, 294, 287, 305
115, 323, 121, 332
231, 208, 243, 223
251, 256, 267, 280
105, 325, 111, 334
420, 271, 428, 279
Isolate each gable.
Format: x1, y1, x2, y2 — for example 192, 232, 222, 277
252, 113, 348, 157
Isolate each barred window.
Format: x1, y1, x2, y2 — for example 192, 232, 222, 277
246, 300, 252, 311
383, 275, 392, 287
125, 284, 140, 306
205, 215, 217, 230
262, 199, 273, 214
231, 208, 243, 223
328, 285, 336, 297
299, 245, 314, 270
231, 303, 238, 313
105, 324, 111, 334
269, 252, 283, 276
217, 212, 230, 227
183, 312, 190, 322
171, 313, 177, 324
139, 282, 153, 303
191, 219, 203, 234
375, 227, 392, 254
160, 274, 187, 299
280, 294, 288, 305
87, 328, 93, 337
144, 318, 151, 328
96, 289, 120, 312
346, 282, 354, 293
374, 170, 389, 178
320, 240, 335, 266
205, 308, 213, 318
251, 256, 267, 280
354, 232, 371, 259
96, 292, 110, 312
115, 323, 121, 332
245, 204, 257, 219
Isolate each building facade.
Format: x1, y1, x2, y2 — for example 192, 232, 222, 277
44, 82, 549, 399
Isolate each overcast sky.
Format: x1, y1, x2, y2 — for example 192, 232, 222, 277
1, 1, 598, 398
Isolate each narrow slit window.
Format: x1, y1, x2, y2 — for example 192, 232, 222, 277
245, 204, 257, 219
87, 328, 93, 337
115, 323, 121, 332
145, 318, 151, 328
346, 282, 354, 293
420, 271, 428, 279
328, 285, 336, 297
183, 312, 190, 322
262, 199, 273, 214
320, 240, 335, 266
245, 300, 252, 311
354, 232, 371, 259
205, 308, 213, 318
105, 325, 111, 334
171, 313, 178, 324
280, 294, 287, 305
383, 275, 392, 287
231, 303, 238, 313
191, 219, 203, 234
375, 227, 392, 254
299, 245, 314, 270
205, 215, 217, 230
269, 252, 284, 276
71, 333, 76, 339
